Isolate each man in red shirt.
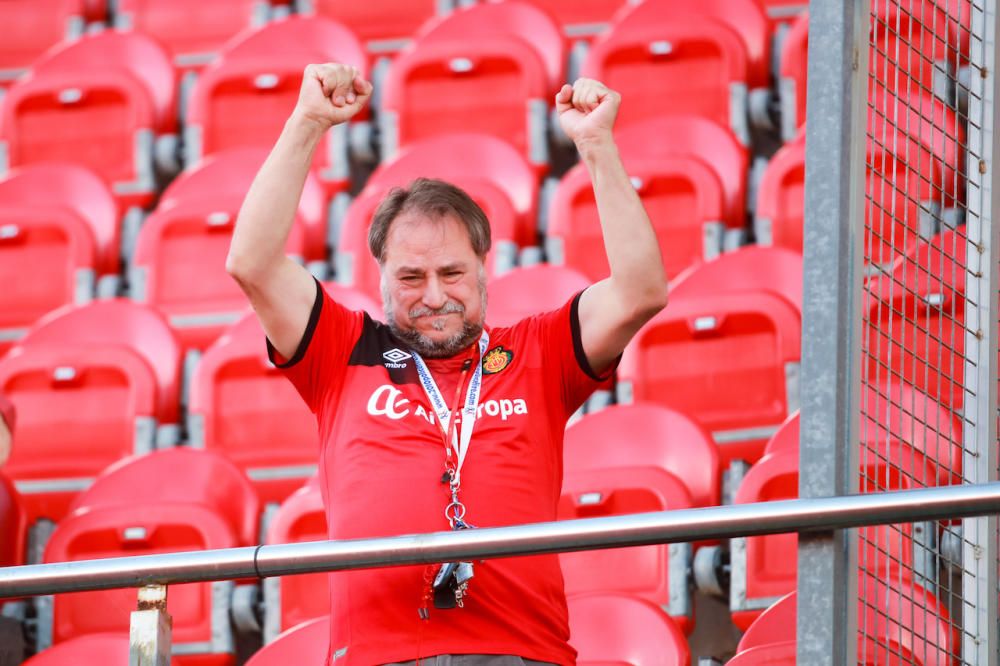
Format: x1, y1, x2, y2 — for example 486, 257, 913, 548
227, 64, 668, 665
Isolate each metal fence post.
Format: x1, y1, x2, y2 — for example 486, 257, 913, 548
964, 1, 1000, 663
798, 0, 869, 663
129, 585, 172, 666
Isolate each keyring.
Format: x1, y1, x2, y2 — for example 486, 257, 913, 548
445, 500, 467, 526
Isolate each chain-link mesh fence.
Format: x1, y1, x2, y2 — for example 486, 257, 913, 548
858, 0, 997, 663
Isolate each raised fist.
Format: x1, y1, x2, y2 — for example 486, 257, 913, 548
555, 78, 620, 149
294, 63, 373, 131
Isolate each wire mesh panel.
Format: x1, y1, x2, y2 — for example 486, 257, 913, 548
859, 0, 998, 664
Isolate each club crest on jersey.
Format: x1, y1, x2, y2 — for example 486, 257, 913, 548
482, 346, 513, 374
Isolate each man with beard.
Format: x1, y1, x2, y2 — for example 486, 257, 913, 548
226, 63, 668, 665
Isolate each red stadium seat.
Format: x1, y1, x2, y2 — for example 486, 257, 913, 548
0, 472, 26, 567
669, 245, 804, 313
68, 448, 260, 547
865, 90, 965, 264
247, 617, 327, 666
381, 32, 550, 169
0, 0, 86, 87
45, 513, 240, 664
547, 121, 731, 281
560, 467, 694, 632
560, 403, 719, 633
185, 16, 367, 195
351, 132, 539, 248
0, 344, 158, 524
567, 593, 690, 665
22, 634, 131, 666
0, 164, 118, 354
113, 0, 270, 70
134, 197, 268, 349
582, 20, 748, 144
336, 134, 538, 303
298, 0, 442, 55
163, 147, 326, 259
564, 403, 720, 509
262, 479, 329, 642
518, 0, 631, 38
610, 0, 771, 88
486, 264, 590, 328
736, 591, 795, 653
755, 133, 805, 252
0, 32, 177, 209
731, 578, 958, 666
762, 411, 799, 458
778, 13, 808, 141
614, 116, 749, 229
18, 299, 183, 425
417, 1, 567, 96
864, 230, 967, 409
730, 446, 939, 631
188, 289, 378, 505
618, 289, 801, 467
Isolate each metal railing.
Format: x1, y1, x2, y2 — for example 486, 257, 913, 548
4, 483, 1000, 599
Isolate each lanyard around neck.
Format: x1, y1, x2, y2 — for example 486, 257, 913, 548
410, 331, 489, 488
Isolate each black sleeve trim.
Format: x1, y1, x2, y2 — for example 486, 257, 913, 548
570, 290, 617, 382
266, 278, 324, 368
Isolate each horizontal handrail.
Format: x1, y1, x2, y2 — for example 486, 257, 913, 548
3, 482, 1000, 598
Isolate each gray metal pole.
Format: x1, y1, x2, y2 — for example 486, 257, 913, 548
799, 0, 870, 663
963, 1, 1000, 663
2, 483, 1000, 599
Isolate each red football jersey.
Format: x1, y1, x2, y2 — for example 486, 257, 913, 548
269, 280, 610, 665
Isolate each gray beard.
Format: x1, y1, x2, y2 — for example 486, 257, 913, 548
389, 318, 484, 358
382, 270, 488, 359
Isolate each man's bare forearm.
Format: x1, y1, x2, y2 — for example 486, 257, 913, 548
226, 114, 325, 281
580, 138, 668, 314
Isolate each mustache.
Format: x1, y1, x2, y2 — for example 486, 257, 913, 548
407, 301, 466, 318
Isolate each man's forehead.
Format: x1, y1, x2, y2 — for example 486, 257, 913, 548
383, 212, 477, 263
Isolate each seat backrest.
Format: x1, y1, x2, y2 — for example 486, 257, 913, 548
523, 0, 631, 37
737, 592, 796, 652
22, 633, 131, 666
763, 411, 799, 458
30, 31, 177, 132
0, 0, 86, 80
564, 403, 720, 508
755, 134, 805, 252
485, 264, 590, 328
0, 162, 118, 276
568, 593, 690, 665
115, 0, 268, 68
620, 289, 801, 465
68, 447, 260, 546
264, 479, 329, 635
20, 299, 183, 423
246, 616, 328, 666
223, 15, 367, 69
613, 116, 748, 228
779, 12, 809, 138
0, 343, 159, 523
418, 1, 566, 94
669, 246, 804, 314
306, 0, 440, 52
44, 503, 238, 648
163, 147, 327, 260
610, 0, 770, 87
581, 20, 750, 136
365, 132, 539, 247
548, 153, 725, 281
382, 35, 550, 163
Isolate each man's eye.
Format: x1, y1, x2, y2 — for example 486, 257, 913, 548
400, 276, 421, 284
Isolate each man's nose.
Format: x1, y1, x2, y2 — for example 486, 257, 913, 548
422, 277, 448, 310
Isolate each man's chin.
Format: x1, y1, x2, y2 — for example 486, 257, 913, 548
390, 321, 483, 359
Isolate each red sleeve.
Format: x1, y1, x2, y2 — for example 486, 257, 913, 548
265, 279, 365, 413
535, 289, 619, 414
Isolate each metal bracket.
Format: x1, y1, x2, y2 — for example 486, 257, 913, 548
129, 585, 171, 666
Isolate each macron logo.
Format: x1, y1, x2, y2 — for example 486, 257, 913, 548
383, 348, 412, 369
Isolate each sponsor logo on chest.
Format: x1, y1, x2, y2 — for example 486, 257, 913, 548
366, 384, 528, 424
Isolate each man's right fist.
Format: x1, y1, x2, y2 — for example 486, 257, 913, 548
294, 63, 372, 131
